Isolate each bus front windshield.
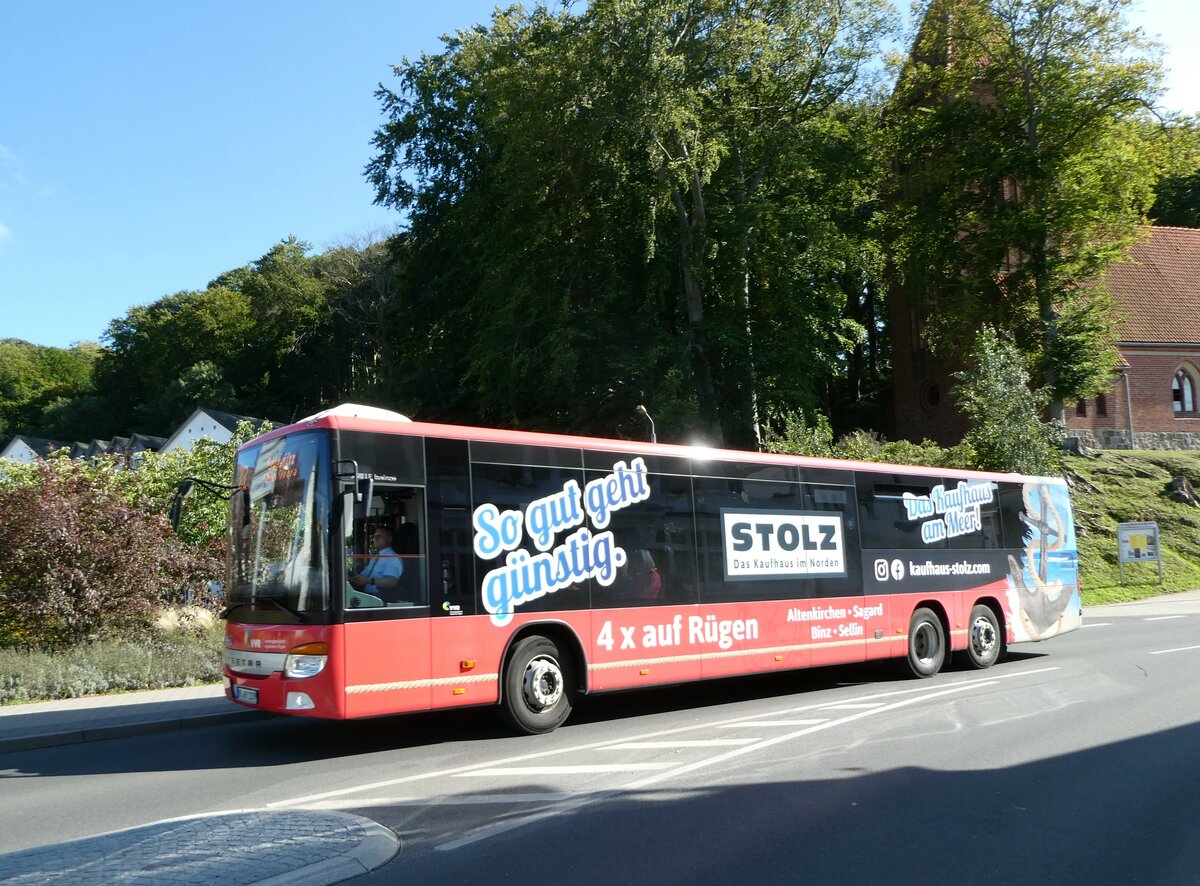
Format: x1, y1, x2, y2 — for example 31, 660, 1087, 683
227, 431, 332, 622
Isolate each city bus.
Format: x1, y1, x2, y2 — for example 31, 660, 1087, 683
221, 404, 1081, 734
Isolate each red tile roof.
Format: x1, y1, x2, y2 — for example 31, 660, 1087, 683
1105, 226, 1200, 344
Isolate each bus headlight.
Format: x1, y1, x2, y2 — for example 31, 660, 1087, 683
285, 642, 329, 679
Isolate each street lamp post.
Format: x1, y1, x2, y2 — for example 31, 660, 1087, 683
1116, 365, 1135, 449
636, 404, 656, 444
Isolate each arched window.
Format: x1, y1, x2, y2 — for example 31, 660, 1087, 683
1096, 393, 1108, 416
1174, 367, 1197, 415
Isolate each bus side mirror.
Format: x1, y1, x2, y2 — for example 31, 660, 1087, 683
356, 476, 374, 513
235, 488, 250, 528
342, 491, 356, 540
169, 480, 195, 531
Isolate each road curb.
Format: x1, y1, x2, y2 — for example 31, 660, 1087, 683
254, 820, 401, 886
0, 709, 275, 755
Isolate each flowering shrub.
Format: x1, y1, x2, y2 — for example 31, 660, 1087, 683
0, 458, 221, 649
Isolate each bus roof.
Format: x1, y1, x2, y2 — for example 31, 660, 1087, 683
244, 403, 1054, 485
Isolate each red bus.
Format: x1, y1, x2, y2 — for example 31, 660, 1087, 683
222, 404, 1081, 734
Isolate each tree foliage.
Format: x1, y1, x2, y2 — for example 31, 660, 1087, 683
888, 0, 1164, 419
0, 339, 101, 440
1146, 116, 1200, 227
87, 236, 402, 434
953, 326, 1064, 474
367, 0, 896, 446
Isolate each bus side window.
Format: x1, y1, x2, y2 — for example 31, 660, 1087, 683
597, 473, 697, 607
426, 438, 476, 616
345, 486, 428, 610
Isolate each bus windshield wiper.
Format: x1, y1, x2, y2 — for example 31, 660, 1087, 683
221, 597, 307, 622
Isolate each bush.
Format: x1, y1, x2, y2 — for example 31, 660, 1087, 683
953, 326, 1065, 475
833, 429, 977, 470
763, 410, 974, 470
0, 459, 221, 649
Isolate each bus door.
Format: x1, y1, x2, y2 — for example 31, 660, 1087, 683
341, 483, 433, 717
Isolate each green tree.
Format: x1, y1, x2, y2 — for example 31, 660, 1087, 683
94, 237, 376, 431
1146, 116, 1200, 227
95, 285, 256, 433
953, 326, 1063, 474
1151, 171, 1200, 228
367, 0, 894, 446
0, 339, 101, 438
889, 0, 1164, 420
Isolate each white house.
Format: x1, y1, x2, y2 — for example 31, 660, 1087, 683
0, 435, 72, 464
159, 407, 269, 454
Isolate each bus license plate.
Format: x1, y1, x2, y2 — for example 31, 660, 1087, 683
233, 685, 259, 704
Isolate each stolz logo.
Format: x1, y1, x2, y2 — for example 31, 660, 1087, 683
721, 509, 846, 580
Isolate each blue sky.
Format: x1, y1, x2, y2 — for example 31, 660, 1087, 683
2, 1, 1196, 350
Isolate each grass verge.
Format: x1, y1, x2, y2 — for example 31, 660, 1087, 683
1066, 449, 1200, 604
0, 623, 223, 705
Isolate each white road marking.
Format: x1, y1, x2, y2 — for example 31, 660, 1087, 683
1145, 615, 1187, 621
455, 764, 674, 777
1149, 645, 1200, 655
305, 792, 578, 810
435, 791, 623, 851
622, 680, 999, 792
718, 719, 828, 728
436, 678, 1009, 852
821, 702, 885, 710
1081, 622, 1112, 628
269, 665, 1061, 811
601, 740, 757, 749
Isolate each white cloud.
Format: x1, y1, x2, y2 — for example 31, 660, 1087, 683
0, 221, 9, 240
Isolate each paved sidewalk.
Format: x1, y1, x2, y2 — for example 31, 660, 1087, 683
0, 683, 270, 755
0, 809, 399, 885
0, 687, 401, 883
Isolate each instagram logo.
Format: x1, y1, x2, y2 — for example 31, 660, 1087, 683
874, 559, 889, 581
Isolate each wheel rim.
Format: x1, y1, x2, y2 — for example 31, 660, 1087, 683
522, 654, 564, 712
913, 622, 941, 666
971, 615, 997, 660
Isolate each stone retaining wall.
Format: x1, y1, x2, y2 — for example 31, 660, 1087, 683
1069, 429, 1200, 451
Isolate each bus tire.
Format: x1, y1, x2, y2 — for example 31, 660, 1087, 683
905, 607, 945, 678
502, 635, 575, 735
965, 604, 1003, 670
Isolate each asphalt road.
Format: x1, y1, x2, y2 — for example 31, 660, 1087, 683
3, 600, 1199, 884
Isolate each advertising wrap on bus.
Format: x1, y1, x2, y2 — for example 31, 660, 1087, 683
219, 406, 1082, 734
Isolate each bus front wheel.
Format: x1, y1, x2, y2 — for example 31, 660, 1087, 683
905, 608, 945, 678
502, 635, 575, 734
965, 604, 1003, 669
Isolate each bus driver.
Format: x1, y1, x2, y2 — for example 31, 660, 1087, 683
349, 526, 402, 599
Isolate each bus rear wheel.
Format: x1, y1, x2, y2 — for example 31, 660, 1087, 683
905, 607, 945, 678
502, 635, 575, 735
965, 604, 1003, 669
